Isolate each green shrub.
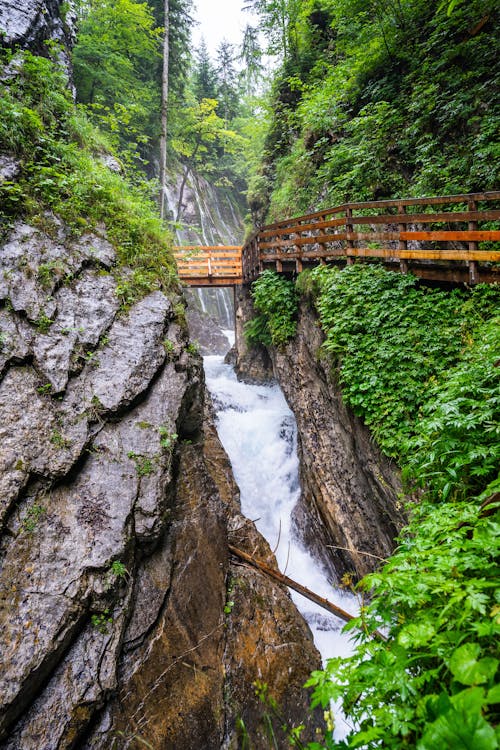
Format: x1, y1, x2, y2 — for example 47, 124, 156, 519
306, 490, 500, 749
244, 270, 298, 348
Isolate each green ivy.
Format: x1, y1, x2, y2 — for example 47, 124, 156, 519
244, 270, 299, 348
308, 265, 500, 468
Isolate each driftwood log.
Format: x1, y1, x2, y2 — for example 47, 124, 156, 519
228, 544, 387, 641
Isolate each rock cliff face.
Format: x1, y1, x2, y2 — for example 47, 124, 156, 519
234, 289, 406, 580
0, 0, 75, 72
0, 231, 321, 750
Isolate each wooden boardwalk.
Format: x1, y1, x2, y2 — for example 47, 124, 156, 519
174, 192, 500, 286
174, 246, 242, 286
242, 191, 500, 285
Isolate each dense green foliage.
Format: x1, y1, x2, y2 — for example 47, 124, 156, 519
72, 0, 257, 224
303, 266, 500, 479
244, 270, 298, 347
246, 0, 500, 221
72, 0, 162, 166
73, 0, 193, 172
0, 50, 177, 304
306, 488, 500, 749
246, 265, 500, 748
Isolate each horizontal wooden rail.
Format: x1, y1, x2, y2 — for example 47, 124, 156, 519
174, 245, 243, 287
242, 192, 500, 285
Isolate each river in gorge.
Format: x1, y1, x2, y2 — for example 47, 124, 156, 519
204, 342, 356, 740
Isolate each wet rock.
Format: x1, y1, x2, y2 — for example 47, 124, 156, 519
81, 412, 322, 750
3, 594, 132, 750
185, 302, 231, 355
72, 232, 116, 268
204, 409, 324, 749
0, 156, 20, 184
0, 0, 75, 60
0, 308, 34, 374
33, 271, 119, 392
0, 357, 191, 740
0, 366, 88, 526
0, 223, 115, 323
65, 291, 171, 414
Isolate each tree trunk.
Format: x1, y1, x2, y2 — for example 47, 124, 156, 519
159, 0, 169, 219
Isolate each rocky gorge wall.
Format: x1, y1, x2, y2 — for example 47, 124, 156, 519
233, 287, 407, 581
0, 219, 321, 748
0, 2, 323, 746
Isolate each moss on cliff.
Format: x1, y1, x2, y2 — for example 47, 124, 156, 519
0, 49, 177, 305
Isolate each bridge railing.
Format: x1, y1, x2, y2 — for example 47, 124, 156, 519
174, 246, 243, 286
242, 191, 500, 285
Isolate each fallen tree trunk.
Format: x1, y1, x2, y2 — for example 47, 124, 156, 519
228, 544, 386, 641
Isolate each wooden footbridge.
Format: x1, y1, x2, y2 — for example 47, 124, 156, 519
174, 191, 500, 287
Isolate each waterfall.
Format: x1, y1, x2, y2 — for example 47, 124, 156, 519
163, 170, 242, 330
204, 354, 356, 740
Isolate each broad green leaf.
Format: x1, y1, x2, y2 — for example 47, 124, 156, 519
418, 688, 497, 750
398, 620, 436, 648
449, 643, 499, 686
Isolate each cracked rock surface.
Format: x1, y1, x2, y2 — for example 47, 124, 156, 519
0, 216, 323, 748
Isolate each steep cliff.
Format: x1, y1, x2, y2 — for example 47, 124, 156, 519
234, 287, 406, 580
0, 3, 323, 746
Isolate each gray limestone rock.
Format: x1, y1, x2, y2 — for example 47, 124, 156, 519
0, 356, 190, 740
0, 156, 20, 184
0, 308, 34, 374
65, 291, 172, 415
0, 0, 75, 59
0, 223, 115, 323
0, 367, 88, 526
33, 271, 119, 392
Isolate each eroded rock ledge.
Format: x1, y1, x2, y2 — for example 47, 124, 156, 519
0, 220, 322, 748
234, 288, 407, 580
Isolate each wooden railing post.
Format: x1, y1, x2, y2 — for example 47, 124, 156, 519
398, 203, 408, 274
346, 206, 354, 265
468, 199, 478, 284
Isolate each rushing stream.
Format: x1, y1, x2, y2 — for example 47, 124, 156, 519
204, 349, 356, 739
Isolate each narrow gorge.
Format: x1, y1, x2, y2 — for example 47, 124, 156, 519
1, 0, 498, 748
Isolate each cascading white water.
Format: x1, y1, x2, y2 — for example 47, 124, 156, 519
163, 171, 240, 331
204, 352, 356, 740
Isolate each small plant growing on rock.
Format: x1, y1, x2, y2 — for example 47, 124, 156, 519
224, 576, 236, 615
110, 560, 128, 579
37, 261, 65, 286
158, 426, 177, 451
186, 340, 199, 355
22, 502, 46, 534
105, 560, 129, 589
37, 383, 52, 395
35, 313, 54, 333
127, 451, 155, 476
163, 338, 175, 356
50, 429, 71, 449
91, 609, 112, 634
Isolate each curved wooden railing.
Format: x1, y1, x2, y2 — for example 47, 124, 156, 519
174, 245, 242, 286
242, 191, 500, 285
